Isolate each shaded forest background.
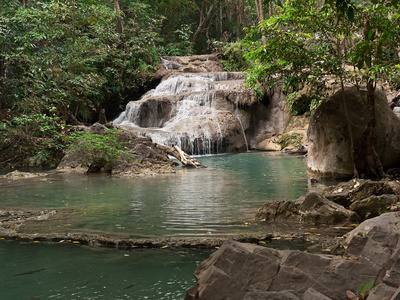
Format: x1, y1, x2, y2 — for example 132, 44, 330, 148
1, 0, 399, 177
0, 0, 264, 122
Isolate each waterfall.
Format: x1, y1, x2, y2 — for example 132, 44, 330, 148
235, 114, 249, 152
114, 56, 250, 155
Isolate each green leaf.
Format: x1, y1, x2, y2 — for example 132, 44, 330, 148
365, 56, 371, 68
357, 59, 364, 70
347, 6, 354, 22
377, 42, 383, 60
356, 278, 375, 295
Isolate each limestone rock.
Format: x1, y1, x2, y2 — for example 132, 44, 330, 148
322, 179, 398, 208
307, 87, 400, 180
186, 212, 400, 300
252, 83, 291, 150
257, 136, 282, 151
256, 200, 301, 222
256, 192, 359, 225
0, 170, 47, 179
349, 195, 400, 220
185, 240, 378, 300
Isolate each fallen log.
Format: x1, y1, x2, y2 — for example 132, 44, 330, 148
155, 143, 207, 168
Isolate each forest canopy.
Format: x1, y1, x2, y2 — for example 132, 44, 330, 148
0, 0, 265, 122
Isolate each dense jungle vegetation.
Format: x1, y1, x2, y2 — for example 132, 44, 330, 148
0, 0, 399, 177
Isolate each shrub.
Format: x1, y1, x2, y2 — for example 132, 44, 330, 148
213, 40, 252, 72
277, 132, 303, 149
67, 128, 131, 174
0, 109, 68, 168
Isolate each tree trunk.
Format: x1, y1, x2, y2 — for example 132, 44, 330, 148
351, 13, 384, 179
236, 0, 246, 38
255, 0, 266, 45
114, 0, 124, 34
155, 143, 207, 168
192, 0, 221, 43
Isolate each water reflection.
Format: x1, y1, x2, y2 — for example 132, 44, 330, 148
0, 152, 309, 237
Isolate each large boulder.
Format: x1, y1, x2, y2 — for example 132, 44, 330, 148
307, 87, 400, 180
185, 212, 400, 300
251, 83, 292, 150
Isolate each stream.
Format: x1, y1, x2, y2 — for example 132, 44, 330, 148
0, 152, 309, 299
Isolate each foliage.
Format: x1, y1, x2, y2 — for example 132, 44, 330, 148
158, 24, 194, 56
356, 278, 375, 299
287, 92, 323, 116
242, 1, 347, 96
68, 128, 131, 173
1, 0, 161, 121
277, 132, 303, 149
243, 0, 400, 93
0, 109, 68, 167
242, 0, 400, 178
213, 40, 252, 72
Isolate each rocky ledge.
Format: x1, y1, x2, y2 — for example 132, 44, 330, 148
185, 211, 400, 300
256, 179, 400, 226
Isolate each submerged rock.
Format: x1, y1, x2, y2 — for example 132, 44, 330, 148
185, 212, 400, 300
0, 170, 47, 179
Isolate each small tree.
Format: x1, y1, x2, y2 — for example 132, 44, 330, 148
68, 128, 130, 174
243, 0, 400, 179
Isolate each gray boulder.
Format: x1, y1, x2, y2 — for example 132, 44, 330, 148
256, 192, 359, 225
186, 212, 400, 300
349, 195, 400, 220
307, 87, 400, 180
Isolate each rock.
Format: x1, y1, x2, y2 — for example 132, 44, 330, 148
256, 192, 359, 225
256, 200, 301, 222
343, 212, 400, 270
300, 192, 359, 224
307, 87, 400, 180
349, 195, 400, 220
253, 83, 291, 150
0, 170, 47, 179
186, 212, 400, 300
394, 107, 400, 119
185, 240, 379, 300
257, 136, 282, 151
322, 179, 398, 208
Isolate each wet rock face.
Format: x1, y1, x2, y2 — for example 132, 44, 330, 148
185, 212, 400, 300
307, 87, 400, 180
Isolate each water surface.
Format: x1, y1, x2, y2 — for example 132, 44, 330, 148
0, 152, 310, 299
0, 152, 308, 237
0, 241, 211, 299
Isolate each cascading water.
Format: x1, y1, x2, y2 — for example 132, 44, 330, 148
114, 57, 251, 155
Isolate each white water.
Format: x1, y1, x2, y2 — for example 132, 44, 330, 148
114, 62, 248, 155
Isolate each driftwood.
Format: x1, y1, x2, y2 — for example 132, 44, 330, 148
155, 143, 207, 168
